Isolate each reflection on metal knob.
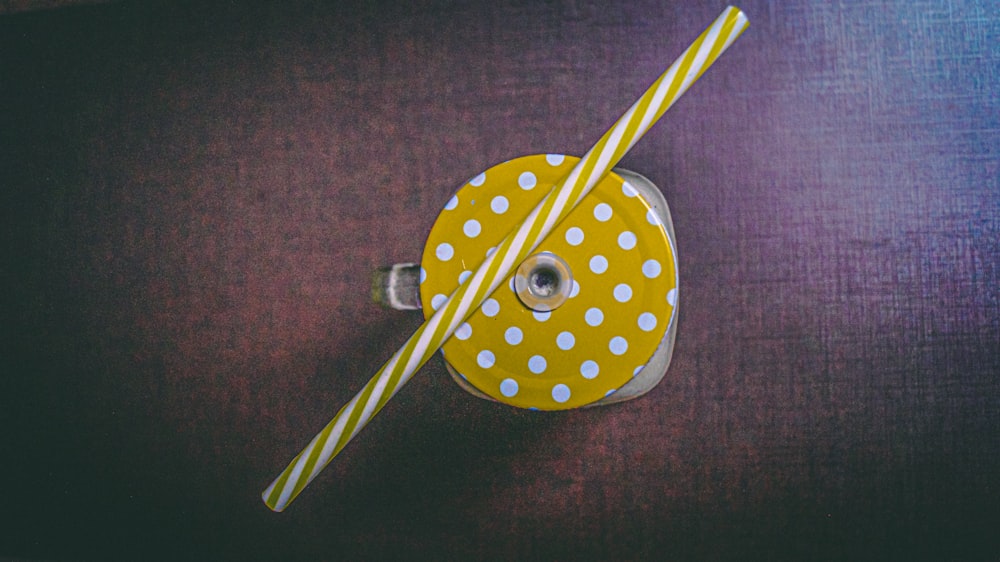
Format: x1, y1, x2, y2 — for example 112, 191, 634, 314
514, 252, 573, 312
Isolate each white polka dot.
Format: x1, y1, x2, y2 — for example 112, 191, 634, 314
546, 154, 565, 166
477, 350, 495, 368
518, 171, 537, 190
491, 195, 509, 214
551, 384, 571, 403
504, 326, 523, 345
509, 276, 516, 292
482, 298, 500, 317
532, 310, 551, 322
470, 173, 486, 186
486, 246, 497, 258
500, 378, 518, 397
528, 355, 547, 374
569, 280, 580, 298
594, 203, 613, 222
455, 322, 472, 340
585, 307, 604, 326
667, 287, 678, 306
646, 208, 662, 226
444, 194, 459, 210
458, 270, 472, 284
435, 242, 454, 261
463, 219, 481, 238
556, 331, 575, 350
419, 267, 426, 283
613, 283, 633, 302
642, 259, 662, 278
633, 365, 643, 376
617, 231, 637, 250
580, 360, 599, 379
609, 336, 628, 355
604, 389, 617, 397
638, 312, 658, 332
565, 227, 584, 246
622, 182, 638, 197
431, 294, 447, 310
589, 255, 608, 274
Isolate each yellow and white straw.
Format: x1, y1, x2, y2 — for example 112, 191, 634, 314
263, 6, 749, 512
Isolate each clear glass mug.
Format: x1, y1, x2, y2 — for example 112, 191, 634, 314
374, 155, 678, 410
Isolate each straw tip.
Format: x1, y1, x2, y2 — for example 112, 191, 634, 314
726, 5, 750, 27
263, 499, 286, 513
262, 488, 287, 512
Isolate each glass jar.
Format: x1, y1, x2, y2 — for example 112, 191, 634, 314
373, 154, 678, 409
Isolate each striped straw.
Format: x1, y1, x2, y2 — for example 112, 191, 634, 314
263, 6, 749, 512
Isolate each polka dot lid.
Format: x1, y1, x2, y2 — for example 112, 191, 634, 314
420, 154, 678, 410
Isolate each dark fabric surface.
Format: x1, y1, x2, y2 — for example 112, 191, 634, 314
2, 0, 997, 559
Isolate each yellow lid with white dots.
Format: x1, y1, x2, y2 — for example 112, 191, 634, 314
420, 154, 677, 410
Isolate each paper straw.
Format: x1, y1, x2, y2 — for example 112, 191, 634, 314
263, 6, 749, 512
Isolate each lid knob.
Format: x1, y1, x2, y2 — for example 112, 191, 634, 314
514, 252, 573, 312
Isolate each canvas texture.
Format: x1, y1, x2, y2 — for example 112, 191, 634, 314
1, 1, 997, 559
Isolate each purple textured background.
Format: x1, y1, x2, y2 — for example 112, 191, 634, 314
2, 0, 998, 559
